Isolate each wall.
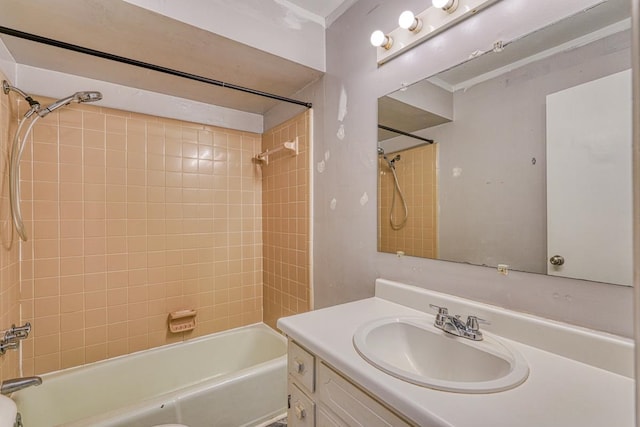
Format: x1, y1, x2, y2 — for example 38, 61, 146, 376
262, 110, 311, 329
631, 0, 640, 420
18, 99, 263, 375
378, 144, 437, 258
0, 40, 16, 84
303, 0, 632, 337
0, 72, 21, 380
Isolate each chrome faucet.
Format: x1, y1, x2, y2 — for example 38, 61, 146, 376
0, 376, 42, 395
0, 322, 32, 355
429, 304, 488, 341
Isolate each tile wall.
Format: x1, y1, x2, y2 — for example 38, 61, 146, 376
0, 74, 21, 380
262, 110, 311, 329
18, 99, 264, 375
378, 143, 438, 258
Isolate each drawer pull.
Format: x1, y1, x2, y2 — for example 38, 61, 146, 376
294, 358, 305, 373
295, 402, 306, 419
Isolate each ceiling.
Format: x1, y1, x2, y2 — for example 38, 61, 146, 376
285, 0, 347, 18
285, 0, 356, 25
0, 0, 356, 114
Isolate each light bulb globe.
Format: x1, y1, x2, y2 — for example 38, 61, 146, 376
432, 0, 458, 12
398, 11, 416, 29
370, 30, 386, 47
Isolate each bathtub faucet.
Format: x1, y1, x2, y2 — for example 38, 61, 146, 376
0, 376, 42, 395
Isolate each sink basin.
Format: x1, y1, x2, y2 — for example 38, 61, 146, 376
353, 316, 529, 393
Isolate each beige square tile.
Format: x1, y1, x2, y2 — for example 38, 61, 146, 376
10, 103, 311, 375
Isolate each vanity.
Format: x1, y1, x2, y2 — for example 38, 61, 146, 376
277, 279, 634, 427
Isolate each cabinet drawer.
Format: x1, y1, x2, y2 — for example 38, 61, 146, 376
289, 382, 315, 427
318, 363, 412, 427
288, 340, 315, 393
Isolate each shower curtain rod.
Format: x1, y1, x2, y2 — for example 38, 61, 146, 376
378, 124, 434, 144
0, 26, 313, 109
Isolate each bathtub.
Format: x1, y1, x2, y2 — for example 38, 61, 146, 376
12, 323, 287, 427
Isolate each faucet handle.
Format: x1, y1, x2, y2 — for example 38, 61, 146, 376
466, 315, 490, 331
429, 304, 449, 327
429, 304, 448, 315
0, 341, 18, 355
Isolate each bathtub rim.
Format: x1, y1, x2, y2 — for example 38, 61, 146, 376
26, 322, 285, 381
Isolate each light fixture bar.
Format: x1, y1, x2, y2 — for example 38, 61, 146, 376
376, 0, 502, 65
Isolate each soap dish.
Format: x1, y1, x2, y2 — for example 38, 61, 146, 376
168, 309, 197, 333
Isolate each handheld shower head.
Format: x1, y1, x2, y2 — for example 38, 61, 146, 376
38, 91, 103, 117
76, 91, 103, 103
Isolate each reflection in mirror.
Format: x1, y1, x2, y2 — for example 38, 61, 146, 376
377, 0, 632, 286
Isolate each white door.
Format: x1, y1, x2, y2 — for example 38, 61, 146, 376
546, 70, 632, 286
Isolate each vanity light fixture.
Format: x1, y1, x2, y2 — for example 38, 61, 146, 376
398, 11, 422, 33
370, 30, 393, 50
432, 0, 459, 13
373, 0, 502, 65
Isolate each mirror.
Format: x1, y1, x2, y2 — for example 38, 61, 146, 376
377, 0, 632, 286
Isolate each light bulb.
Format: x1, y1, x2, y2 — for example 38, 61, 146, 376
398, 11, 414, 29
432, 0, 458, 12
370, 30, 393, 49
398, 10, 422, 32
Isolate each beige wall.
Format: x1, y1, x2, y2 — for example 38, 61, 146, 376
378, 144, 437, 259
18, 99, 263, 375
0, 73, 21, 380
262, 110, 311, 329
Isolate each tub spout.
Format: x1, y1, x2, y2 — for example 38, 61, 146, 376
1, 376, 42, 395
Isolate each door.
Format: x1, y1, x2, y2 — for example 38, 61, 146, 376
546, 69, 632, 286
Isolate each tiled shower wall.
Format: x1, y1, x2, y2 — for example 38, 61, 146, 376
262, 110, 311, 329
0, 74, 21, 380
378, 144, 438, 258
19, 100, 263, 375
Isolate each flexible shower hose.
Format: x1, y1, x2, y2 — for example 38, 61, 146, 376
9, 112, 41, 242
389, 165, 408, 230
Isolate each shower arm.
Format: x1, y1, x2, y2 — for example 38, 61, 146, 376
2, 80, 41, 115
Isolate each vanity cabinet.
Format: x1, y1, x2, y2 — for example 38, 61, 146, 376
287, 340, 414, 427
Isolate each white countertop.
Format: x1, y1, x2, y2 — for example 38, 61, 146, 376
277, 281, 634, 427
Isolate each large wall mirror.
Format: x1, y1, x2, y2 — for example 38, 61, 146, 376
377, 0, 632, 286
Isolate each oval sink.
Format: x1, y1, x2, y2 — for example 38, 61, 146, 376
353, 316, 529, 393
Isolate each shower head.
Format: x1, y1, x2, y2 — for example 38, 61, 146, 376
38, 91, 103, 117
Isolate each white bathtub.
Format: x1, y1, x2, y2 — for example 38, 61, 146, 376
12, 323, 287, 427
